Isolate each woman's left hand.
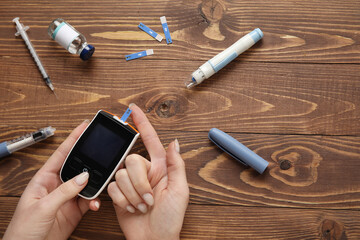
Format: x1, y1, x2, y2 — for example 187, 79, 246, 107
4, 121, 101, 240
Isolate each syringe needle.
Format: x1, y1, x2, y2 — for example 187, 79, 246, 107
44, 78, 59, 99
53, 90, 59, 99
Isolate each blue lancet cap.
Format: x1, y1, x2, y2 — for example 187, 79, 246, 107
80, 44, 95, 61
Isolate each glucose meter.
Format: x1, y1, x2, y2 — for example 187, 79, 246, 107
60, 110, 139, 199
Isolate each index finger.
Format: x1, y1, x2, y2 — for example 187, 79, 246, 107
41, 120, 89, 173
129, 104, 166, 162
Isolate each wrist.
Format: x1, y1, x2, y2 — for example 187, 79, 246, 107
3, 228, 26, 240
150, 234, 180, 240
127, 233, 180, 240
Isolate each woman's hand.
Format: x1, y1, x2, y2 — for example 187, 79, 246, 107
4, 121, 101, 240
108, 104, 189, 240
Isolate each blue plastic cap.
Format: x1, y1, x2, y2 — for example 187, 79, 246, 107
208, 128, 269, 174
249, 28, 263, 43
0, 142, 10, 159
80, 44, 95, 61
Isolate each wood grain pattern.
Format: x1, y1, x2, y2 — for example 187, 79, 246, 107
0, 0, 359, 63
1, 197, 360, 239
0, 0, 359, 239
1, 130, 360, 209
0, 57, 359, 135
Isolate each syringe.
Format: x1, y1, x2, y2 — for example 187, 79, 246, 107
12, 17, 58, 98
0, 126, 56, 159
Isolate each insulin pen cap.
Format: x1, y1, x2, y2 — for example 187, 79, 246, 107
80, 44, 95, 61
208, 128, 269, 174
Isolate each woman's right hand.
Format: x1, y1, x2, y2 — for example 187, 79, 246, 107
107, 103, 189, 240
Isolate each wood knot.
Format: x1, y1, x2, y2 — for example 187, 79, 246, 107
199, 0, 224, 24
160, 103, 169, 112
279, 159, 292, 170
155, 100, 179, 118
139, 90, 185, 118
269, 146, 323, 187
320, 219, 347, 240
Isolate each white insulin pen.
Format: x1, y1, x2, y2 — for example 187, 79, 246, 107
185, 28, 263, 88
0, 127, 56, 159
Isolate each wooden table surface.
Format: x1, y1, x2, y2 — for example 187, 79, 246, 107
1, 0, 360, 239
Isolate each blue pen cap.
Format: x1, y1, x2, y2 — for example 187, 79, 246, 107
208, 128, 269, 174
249, 28, 263, 43
80, 44, 95, 61
0, 142, 10, 159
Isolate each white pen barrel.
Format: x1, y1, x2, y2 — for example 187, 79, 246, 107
7, 137, 35, 153
208, 29, 263, 74
197, 34, 255, 80
187, 28, 263, 88
209, 35, 255, 67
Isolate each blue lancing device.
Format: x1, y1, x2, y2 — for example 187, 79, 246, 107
160, 16, 172, 44
125, 49, 154, 61
138, 23, 163, 42
208, 128, 269, 174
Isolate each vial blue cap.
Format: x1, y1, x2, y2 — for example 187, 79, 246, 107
80, 44, 95, 61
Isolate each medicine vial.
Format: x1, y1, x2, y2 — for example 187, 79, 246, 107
48, 18, 95, 61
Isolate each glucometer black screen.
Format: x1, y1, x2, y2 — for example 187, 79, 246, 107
79, 123, 126, 168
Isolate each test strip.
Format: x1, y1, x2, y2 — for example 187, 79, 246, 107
120, 108, 132, 123
125, 49, 154, 61
160, 16, 172, 44
138, 23, 163, 42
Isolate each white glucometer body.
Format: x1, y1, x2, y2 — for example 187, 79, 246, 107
60, 110, 139, 199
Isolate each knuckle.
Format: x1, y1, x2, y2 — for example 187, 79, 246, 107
115, 169, 128, 181
107, 181, 117, 193
140, 134, 157, 144
36, 200, 49, 213
107, 182, 126, 208
180, 161, 186, 170
132, 180, 146, 190
114, 195, 127, 208
113, 198, 126, 208
125, 154, 142, 166
177, 157, 186, 168
58, 182, 73, 196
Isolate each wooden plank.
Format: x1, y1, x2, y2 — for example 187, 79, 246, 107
1, 197, 360, 239
0, 0, 359, 63
0, 57, 359, 135
0, 1, 358, 239
1, 130, 360, 209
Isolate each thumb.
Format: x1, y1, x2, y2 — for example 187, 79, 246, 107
166, 139, 188, 191
43, 172, 89, 214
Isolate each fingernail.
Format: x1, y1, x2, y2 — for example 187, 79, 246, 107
143, 193, 154, 206
174, 139, 180, 153
129, 103, 136, 109
94, 201, 100, 209
75, 172, 89, 186
83, 119, 90, 123
137, 203, 147, 213
126, 205, 136, 213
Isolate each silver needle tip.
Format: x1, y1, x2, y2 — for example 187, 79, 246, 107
53, 90, 59, 99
